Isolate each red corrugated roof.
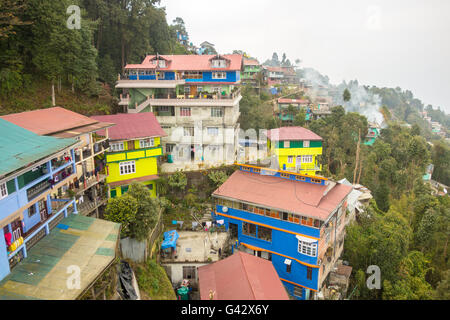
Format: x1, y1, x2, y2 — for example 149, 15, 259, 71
198, 252, 289, 300
0, 107, 102, 136
213, 171, 352, 221
90, 113, 166, 141
125, 54, 243, 71
278, 98, 309, 104
244, 59, 260, 66
267, 127, 323, 141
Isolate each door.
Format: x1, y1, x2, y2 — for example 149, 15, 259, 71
38, 199, 48, 221
296, 156, 302, 172
10, 219, 23, 241
190, 86, 197, 97
229, 223, 238, 239
127, 141, 135, 151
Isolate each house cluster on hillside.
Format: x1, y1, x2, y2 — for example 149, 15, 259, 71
0, 52, 370, 300
421, 111, 446, 138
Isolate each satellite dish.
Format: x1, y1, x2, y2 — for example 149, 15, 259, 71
222, 206, 228, 213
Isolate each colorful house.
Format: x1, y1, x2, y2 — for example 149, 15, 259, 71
90, 113, 166, 198
267, 127, 323, 176
0, 118, 79, 281
242, 58, 262, 87
116, 54, 243, 172
211, 164, 352, 300
1, 107, 114, 218
198, 251, 289, 300
276, 98, 310, 123
363, 123, 381, 146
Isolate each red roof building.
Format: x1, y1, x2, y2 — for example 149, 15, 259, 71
213, 170, 351, 221
125, 54, 243, 72
198, 251, 289, 300
0, 107, 113, 137
267, 126, 323, 141
90, 113, 166, 141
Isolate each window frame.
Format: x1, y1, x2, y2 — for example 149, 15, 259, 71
180, 107, 192, 117
303, 140, 310, 148
0, 182, 8, 200
207, 127, 219, 136
183, 127, 194, 137
298, 240, 318, 257
119, 161, 136, 176
211, 107, 223, 117
212, 72, 227, 79
110, 142, 125, 152
302, 155, 313, 163
139, 138, 155, 149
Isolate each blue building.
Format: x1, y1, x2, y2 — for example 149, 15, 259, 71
211, 164, 352, 300
0, 119, 79, 281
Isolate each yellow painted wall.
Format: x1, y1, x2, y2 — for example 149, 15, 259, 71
269, 140, 323, 175
106, 157, 158, 184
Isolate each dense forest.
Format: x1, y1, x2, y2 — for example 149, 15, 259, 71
0, 0, 188, 114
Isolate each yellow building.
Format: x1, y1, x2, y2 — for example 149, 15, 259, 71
267, 127, 323, 176
91, 113, 166, 198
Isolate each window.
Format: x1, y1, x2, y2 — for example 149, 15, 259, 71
183, 71, 202, 79
207, 127, 219, 136
302, 155, 313, 163
147, 184, 154, 190
182, 266, 196, 280
284, 141, 290, 148
110, 142, 124, 152
307, 267, 313, 280
242, 222, 257, 237
298, 240, 317, 257
184, 86, 190, 94
119, 161, 136, 175
212, 72, 226, 79
282, 212, 289, 221
287, 156, 294, 164
166, 144, 175, 153
139, 138, 155, 148
286, 263, 292, 273
158, 60, 166, 68
184, 127, 194, 136
213, 87, 222, 93
211, 107, 223, 117
257, 226, 272, 242
303, 140, 310, 148
211, 59, 227, 68
293, 286, 303, 298
180, 107, 191, 117
28, 204, 37, 218
0, 183, 7, 200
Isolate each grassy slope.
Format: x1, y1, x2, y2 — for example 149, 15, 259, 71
134, 258, 177, 300
0, 79, 116, 116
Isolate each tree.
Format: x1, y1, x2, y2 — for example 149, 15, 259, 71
208, 170, 228, 189
293, 109, 306, 127
104, 194, 139, 238
343, 88, 351, 102
434, 270, 450, 300
167, 170, 188, 193
104, 183, 162, 241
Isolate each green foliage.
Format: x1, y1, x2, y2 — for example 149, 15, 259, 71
104, 194, 139, 238
208, 170, 228, 188
343, 88, 351, 102
167, 171, 187, 192
136, 258, 177, 300
104, 183, 161, 241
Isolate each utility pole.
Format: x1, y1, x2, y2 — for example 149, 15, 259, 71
353, 129, 361, 185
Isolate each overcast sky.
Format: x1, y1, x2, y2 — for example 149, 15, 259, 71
162, 0, 450, 112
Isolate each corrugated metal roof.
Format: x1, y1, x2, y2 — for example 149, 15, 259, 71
0, 107, 99, 136
213, 170, 352, 221
0, 119, 77, 178
198, 252, 289, 300
90, 113, 166, 141
267, 126, 323, 141
125, 54, 243, 71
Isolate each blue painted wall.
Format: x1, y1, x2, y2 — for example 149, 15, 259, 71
0, 228, 10, 281
22, 202, 41, 233
213, 205, 320, 300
